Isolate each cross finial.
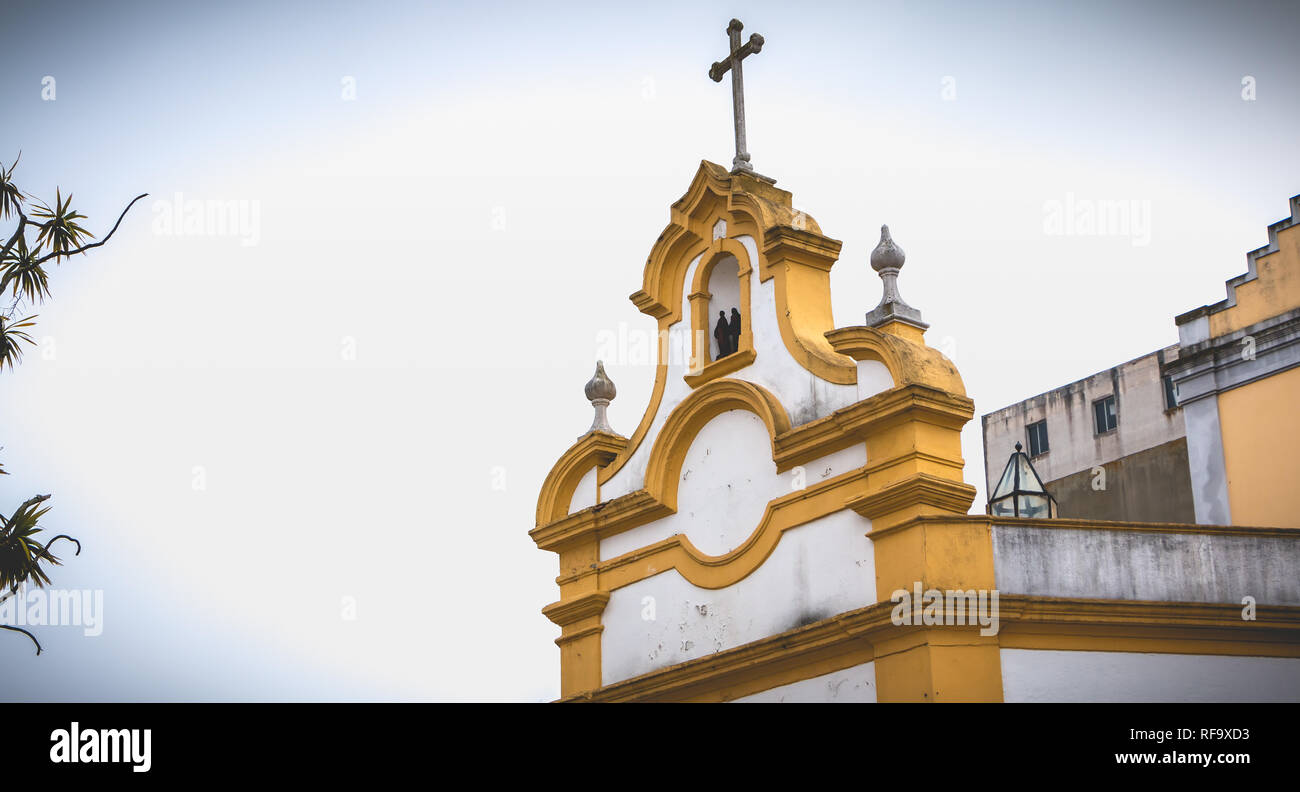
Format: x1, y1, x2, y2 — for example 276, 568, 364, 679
709, 19, 774, 183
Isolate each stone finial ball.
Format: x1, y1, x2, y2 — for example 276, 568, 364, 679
585, 360, 616, 402
870, 224, 905, 272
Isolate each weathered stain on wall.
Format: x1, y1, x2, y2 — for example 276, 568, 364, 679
1045, 438, 1195, 523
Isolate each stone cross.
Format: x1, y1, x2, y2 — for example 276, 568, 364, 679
709, 19, 766, 178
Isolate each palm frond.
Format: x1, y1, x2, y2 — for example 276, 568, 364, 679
0, 153, 23, 220
0, 235, 51, 304
0, 494, 58, 593
0, 314, 38, 372
31, 189, 93, 258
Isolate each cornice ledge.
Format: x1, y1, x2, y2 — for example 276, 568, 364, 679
771, 383, 973, 470
558, 601, 897, 702
997, 595, 1300, 630
629, 289, 672, 319
826, 325, 968, 397
760, 224, 844, 271
683, 348, 756, 387
531, 489, 673, 553
1168, 307, 1300, 366
849, 473, 976, 524
987, 514, 1300, 538
542, 591, 612, 628
833, 383, 974, 432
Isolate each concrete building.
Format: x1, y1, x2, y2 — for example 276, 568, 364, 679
984, 194, 1300, 530
982, 346, 1194, 524
1166, 195, 1300, 529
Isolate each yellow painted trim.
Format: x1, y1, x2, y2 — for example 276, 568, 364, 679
535, 430, 627, 527
680, 645, 879, 702
848, 474, 977, 523
541, 591, 611, 628
761, 226, 857, 385
826, 325, 966, 395
683, 347, 755, 386
538, 385, 979, 609
642, 378, 789, 510
690, 236, 753, 295
557, 596, 1300, 702
772, 384, 973, 472
594, 467, 870, 591
560, 603, 895, 702
868, 516, 996, 612
595, 346, 667, 487
684, 237, 757, 387
631, 161, 824, 324
598, 163, 866, 492
872, 319, 927, 344
533, 384, 976, 557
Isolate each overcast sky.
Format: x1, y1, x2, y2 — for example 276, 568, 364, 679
1, 0, 1297, 701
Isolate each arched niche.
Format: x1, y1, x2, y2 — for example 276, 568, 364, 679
686, 236, 755, 386
706, 256, 740, 362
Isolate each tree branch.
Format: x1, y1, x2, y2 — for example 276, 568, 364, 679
0, 624, 42, 654
34, 193, 149, 265
31, 534, 80, 564
0, 213, 26, 267
19, 493, 51, 510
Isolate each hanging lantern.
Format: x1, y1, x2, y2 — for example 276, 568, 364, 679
988, 442, 1058, 519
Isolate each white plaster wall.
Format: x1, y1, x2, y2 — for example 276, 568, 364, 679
992, 524, 1300, 605
601, 508, 875, 686
1178, 314, 1211, 346
602, 253, 703, 500
568, 466, 597, 514
602, 235, 882, 501
733, 661, 877, 702
856, 359, 894, 401
1001, 649, 1300, 702
600, 410, 866, 560
738, 235, 867, 427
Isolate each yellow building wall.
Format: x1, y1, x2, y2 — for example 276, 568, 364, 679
1218, 364, 1300, 528
1210, 223, 1300, 337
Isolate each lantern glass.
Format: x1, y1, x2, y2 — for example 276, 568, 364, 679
987, 443, 1057, 518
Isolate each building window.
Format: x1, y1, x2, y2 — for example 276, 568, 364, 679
1163, 375, 1178, 410
1026, 420, 1049, 457
1093, 394, 1117, 434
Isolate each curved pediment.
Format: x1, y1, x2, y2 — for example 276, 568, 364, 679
630, 160, 825, 324
825, 325, 967, 396
535, 430, 628, 527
